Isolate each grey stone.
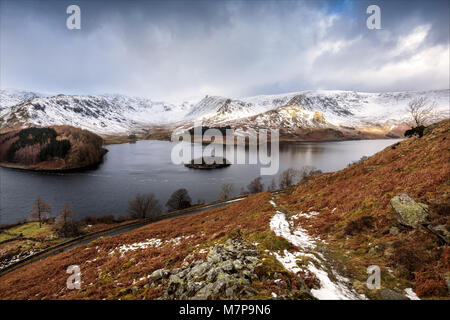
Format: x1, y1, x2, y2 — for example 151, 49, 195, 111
206, 268, 219, 282
150, 269, 169, 281
233, 259, 243, 270
193, 283, 214, 300
185, 281, 205, 297
160, 239, 268, 300
390, 194, 429, 228
242, 270, 252, 279
207, 249, 223, 263
220, 260, 234, 272
245, 256, 259, 264
171, 268, 182, 274
188, 262, 210, 280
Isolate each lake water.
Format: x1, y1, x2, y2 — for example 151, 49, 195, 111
0, 139, 400, 224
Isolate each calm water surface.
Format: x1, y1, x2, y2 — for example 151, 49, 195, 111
0, 139, 401, 224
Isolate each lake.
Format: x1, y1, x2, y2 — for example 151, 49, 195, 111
0, 139, 401, 224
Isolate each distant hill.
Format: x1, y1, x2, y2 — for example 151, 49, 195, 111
0, 125, 107, 170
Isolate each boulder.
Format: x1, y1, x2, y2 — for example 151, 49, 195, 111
150, 269, 169, 281
390, 194, 429, 228
159, 238, 310, 300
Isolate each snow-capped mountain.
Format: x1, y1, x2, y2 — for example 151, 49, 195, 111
0, 88, 448, 139
0, 92, 193, 134
187, 90, 449, 128
0, 89, 45, 109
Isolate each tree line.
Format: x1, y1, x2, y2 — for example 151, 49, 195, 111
219, 166, 322, 200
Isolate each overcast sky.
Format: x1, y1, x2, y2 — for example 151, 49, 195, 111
1, 0, 449, 102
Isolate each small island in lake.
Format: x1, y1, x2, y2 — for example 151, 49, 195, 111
0, 125, 107, 171
184, 156, 231, 169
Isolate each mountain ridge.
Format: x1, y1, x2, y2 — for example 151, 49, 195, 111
1, 88, 448, 140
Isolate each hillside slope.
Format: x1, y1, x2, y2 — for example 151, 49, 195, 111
278, 119, 450, 298
0, 125, 107, 170
0, 120, 448, 299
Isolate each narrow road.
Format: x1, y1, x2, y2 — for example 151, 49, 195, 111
0, 197, 246, 278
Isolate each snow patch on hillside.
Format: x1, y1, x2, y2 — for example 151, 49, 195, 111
109, 234, 195, 256
269, 199, 365, 300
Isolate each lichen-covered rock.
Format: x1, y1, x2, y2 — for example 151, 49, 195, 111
150, 269, 169, 281
159, 239, 263, 300
150, 238, 313, 300
390, 194, 429, 228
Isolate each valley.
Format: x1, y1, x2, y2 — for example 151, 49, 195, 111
0, 119, 448, 300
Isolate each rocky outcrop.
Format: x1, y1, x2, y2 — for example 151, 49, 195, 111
149, 238, 311, 300
150, 239, 261, 300
390, 194, 429, 228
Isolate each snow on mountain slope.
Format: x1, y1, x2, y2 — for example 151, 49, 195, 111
187, 89, 450, 130
185, 95, 291, 121
0, 92, 192, 134
0, 88, 448, 137
0, 89, 45, 109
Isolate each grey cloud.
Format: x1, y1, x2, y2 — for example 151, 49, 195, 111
0, 0, 448, 102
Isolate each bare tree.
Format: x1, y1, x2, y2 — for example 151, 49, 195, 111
220, 183, 234, 200
267, 178, 277, 191
128, 194, 162, 219
299, 166, 322, 178
406, 97, 436, 127
247, 177, 264, 194
279, 168, 301, 189
279, 166, 322, 189
55, 202, 79, 237
29, 196, 52, 228
166, 188, 192, 212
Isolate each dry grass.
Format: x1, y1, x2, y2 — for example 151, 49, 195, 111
1, 120, 448, 299
0, 193, 277, 299
277, 119, 450, 298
